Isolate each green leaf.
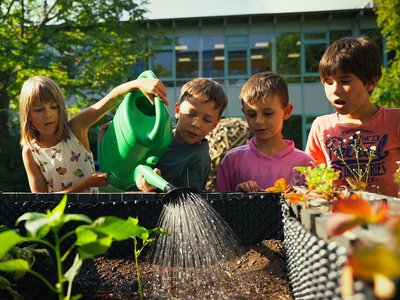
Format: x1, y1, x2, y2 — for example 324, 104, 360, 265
0, 259, 30, 272
64, 254, 82, 284
63, 214, 92, 225
17, 212, 52, 238
50, 194, 68, 217
78, 236, 113, 260
0, 231, 27, 259
150, 227, 171, 237
75, 227, 100, 246
91, 216, 148, 241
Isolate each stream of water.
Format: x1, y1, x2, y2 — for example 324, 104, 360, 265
144, 191, 247, 298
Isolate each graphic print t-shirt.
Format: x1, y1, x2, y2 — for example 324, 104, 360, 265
305, 106, 400, 196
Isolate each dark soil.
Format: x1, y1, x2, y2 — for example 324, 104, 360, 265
74, 239, 294, 299
1, 239, 293, 299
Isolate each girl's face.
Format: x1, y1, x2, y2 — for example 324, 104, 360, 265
242, 95, 292, 142
29, 100, 60, 138
322, 71, 377, 119
174, 95, 220, 144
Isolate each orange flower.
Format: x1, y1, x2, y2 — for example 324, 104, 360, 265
265, 177, 287, 193
326, 193, 389, 237
284, 193, 305, 205
332, 193, 389, 223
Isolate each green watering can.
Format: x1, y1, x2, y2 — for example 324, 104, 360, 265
99, 70, 175, 191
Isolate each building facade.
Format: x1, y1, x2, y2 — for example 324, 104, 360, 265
142, 1, 383, 148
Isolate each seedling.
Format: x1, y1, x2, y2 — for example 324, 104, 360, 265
327, 131, 376, 191
294, 164, 340, 199
0, 195, 169, 300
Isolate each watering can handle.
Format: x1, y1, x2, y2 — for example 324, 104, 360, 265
137, 70, 166, 143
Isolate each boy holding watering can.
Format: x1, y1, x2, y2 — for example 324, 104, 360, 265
136, 78, 228, 192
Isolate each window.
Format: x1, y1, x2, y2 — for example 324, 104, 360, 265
152, 51, 173, 78
330, 30, 352, 43
276, 33, 301, 77
176, 37, 199, 79
303, 32, 328, 79
250, 34, 273, 74
226, 35, 248, 78
202, 36, 224, 78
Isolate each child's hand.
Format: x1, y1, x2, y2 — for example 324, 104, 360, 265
87, 172, 109, 188
136, 78, 168, 106
235, 180, 260, 192
136, 168, 161, 192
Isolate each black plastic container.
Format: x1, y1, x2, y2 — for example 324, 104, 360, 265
0, 192, 282, 249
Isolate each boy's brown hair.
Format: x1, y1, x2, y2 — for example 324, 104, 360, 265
319, 36, 382, 85
240, 71, 289, 107
178, 78, 228, 116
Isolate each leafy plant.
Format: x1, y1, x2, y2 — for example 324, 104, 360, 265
294, 164, 340, 198
0, 195, 169, 300
327, 131, 376, 191
265, 164, 341, 207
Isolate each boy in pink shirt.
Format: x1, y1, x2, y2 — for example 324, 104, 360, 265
216, 72, 311, 192
305, 36, 400, 197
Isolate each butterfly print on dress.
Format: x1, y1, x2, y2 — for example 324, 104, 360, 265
56, 167, 67, 175
71, 151, 80, 162
73, 169, 84, 178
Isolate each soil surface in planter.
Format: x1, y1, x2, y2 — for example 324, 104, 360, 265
73, 239, 293, 299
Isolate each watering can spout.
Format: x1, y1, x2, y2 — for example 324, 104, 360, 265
133, 163, 197, 204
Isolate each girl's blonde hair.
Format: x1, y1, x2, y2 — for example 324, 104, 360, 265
19, 76, 69, 146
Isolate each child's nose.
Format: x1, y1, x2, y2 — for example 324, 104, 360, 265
332, 82, 341, 94
44, 108, 54, 118
190, 116, 200, 128
255, 115, 264, 125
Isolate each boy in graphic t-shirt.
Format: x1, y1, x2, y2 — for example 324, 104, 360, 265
305, 36, 400, 197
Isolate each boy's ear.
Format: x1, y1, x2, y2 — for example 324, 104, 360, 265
283, 103, 293, 120
367, 77, 379, 93
174, 103, 180, 119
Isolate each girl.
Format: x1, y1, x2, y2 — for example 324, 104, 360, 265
19, 75, 168, 193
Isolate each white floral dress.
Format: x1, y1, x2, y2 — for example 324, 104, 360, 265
30, 129, 98, 193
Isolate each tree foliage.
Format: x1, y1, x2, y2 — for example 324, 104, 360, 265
372, 0, 400, 107
0, 0, 165, 191
0, 0, 164, 134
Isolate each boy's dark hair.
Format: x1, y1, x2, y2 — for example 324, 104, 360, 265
240, 71, 289, 107
178, 78, 228, 116
319, 36, 382, 85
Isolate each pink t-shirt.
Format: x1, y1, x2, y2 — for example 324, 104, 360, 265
216, 138, 312, 192
305, 106, 400, 197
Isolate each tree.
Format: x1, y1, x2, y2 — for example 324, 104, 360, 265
0, 0, 165, 191
372, 0, 400, 107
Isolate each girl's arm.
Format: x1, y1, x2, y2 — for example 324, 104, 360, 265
69, 78, 168, 151
22, 146, 48, 192
55, 172, 109, 193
